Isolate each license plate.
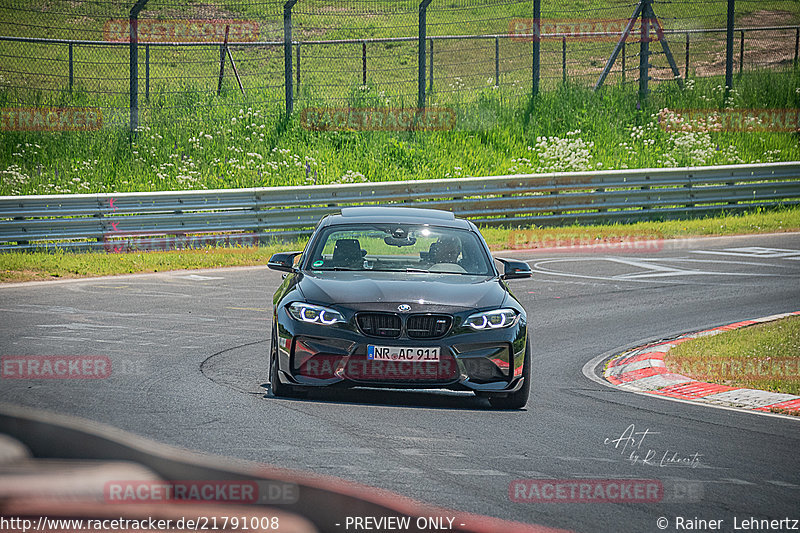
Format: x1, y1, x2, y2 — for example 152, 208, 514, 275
367, 345, 440, 362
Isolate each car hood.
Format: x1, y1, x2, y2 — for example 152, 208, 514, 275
297, 271, 507, 310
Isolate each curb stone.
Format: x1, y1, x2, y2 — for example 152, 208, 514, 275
604, 311, 800, 416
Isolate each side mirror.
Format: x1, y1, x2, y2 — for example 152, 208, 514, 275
496, 258, 532, 280
268, 251, 302, 273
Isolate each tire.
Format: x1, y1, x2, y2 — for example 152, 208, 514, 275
488, 337, 531, 410
269, 325, 293, 398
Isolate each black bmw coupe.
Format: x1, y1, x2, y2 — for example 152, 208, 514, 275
267, 206, 532, 408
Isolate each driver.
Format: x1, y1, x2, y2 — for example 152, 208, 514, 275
433, 235, 461, 264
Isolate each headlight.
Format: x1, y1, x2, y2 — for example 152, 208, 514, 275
287, 302, 345, 325
465, 308, 518, 330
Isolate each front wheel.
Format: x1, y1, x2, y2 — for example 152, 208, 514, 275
488, 338, 531, 410
269, 326, 293, 398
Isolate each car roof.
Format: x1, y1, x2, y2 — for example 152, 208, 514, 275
323, 206, 474, 230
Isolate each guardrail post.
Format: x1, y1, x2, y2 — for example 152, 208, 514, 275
68, 43, 73, 93
532, 0, 540, 96
595, 187, 607, 212
129, 0, 149, 134
284, 0, 298, 115
725, 0, 734, 90
418, 0, 433, 109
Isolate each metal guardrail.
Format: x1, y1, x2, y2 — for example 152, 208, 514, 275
1, 162, 799, 252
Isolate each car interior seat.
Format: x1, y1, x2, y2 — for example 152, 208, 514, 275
331, 238, 364, 268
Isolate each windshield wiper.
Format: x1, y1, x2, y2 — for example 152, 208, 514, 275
311, 267, 364, 271
394, 267, 488, 276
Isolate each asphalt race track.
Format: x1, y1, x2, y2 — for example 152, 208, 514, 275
1, 232, 799, 533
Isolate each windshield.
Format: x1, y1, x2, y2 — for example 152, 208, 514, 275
304, 224, 495, 276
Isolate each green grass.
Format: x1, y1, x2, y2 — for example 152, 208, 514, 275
2, 206, 798, 283
2, 0, 798, 102
479, 205, 800, 248
2, 68, 800, 195
0, 240, 304, 283
665, 316, 800, 396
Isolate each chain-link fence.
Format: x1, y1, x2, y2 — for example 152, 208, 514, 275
0, 0, 798, 129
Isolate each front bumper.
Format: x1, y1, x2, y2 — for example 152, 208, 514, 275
274, 313, 527, 393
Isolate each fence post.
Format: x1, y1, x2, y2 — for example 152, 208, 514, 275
739, 30, 744, 76
129, 0, 149, 134
725, 0, 734, 89
622, 40, 625, 84
561, 36, 566, 84
296, 42, 301, 89
428, 38, 434, 91
795, 28, 799, 66
145, 43, 149, 99
495, 36, 500, 86
532, 0, 540, 96
418, 0, 433, 109
685, 31, 689, 78
284, 0, 298, 115
639, 0, 650, 98
130, 19, 137, 132
594, 1, 643, 91
217, 27, 228, 95
362, 41, 367, 85
68, 42, 73, 93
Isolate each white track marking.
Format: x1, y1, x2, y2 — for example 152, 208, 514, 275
443, 468, 506, 476
766, 480, 800, 488
528, 257, 768, 282
692, 247, 800, 259
177, 274, 225, 280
